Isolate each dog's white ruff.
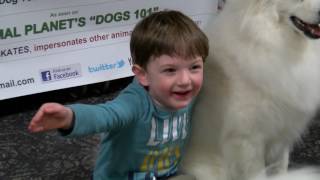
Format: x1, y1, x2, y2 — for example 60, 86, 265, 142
181, 0, 320, 180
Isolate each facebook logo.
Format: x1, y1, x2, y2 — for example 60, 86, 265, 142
41, 71, 52, 81
40, 64, 82, 83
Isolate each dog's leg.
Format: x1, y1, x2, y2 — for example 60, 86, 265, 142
222, 136, 266, 180
265, 145, 289, 175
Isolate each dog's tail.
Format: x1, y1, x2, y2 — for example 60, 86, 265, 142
252, 168, 320, 180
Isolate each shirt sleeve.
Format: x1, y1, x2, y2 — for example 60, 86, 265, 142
67, 86, 144, 136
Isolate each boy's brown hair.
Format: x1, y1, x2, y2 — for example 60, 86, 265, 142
130, 10, 209, 69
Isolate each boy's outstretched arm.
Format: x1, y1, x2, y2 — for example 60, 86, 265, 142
28, 102, 74, 133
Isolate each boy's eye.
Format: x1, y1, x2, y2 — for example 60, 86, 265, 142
191, 64, 202, 70
163, 68, 176, 73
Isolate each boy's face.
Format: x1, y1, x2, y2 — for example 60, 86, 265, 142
133, 55, 203, 111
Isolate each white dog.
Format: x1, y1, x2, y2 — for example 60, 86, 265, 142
181, 0, 320, 180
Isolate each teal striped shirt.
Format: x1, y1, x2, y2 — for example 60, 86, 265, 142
67, 78, 194, 180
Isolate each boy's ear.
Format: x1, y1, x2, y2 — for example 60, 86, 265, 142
132, 65, 149, 86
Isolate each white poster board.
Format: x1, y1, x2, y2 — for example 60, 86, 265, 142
0, 0, 218, 100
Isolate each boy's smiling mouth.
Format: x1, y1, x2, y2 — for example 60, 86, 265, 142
172, 90, 192, 99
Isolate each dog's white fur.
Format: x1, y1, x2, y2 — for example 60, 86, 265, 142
181, 0, 320, 179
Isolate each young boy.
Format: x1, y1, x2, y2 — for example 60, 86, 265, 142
28, 10, 208, 180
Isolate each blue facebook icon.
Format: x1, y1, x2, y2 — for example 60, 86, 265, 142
41, 71, 52, 81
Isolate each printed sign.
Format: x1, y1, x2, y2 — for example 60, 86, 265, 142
0, 0, 218, 100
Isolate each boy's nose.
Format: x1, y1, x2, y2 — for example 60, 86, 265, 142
177, 70, 191, 85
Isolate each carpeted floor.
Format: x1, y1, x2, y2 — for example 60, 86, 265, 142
0, 77, 319, 180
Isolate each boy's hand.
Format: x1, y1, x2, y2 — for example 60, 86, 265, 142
28, 103, 73, 133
